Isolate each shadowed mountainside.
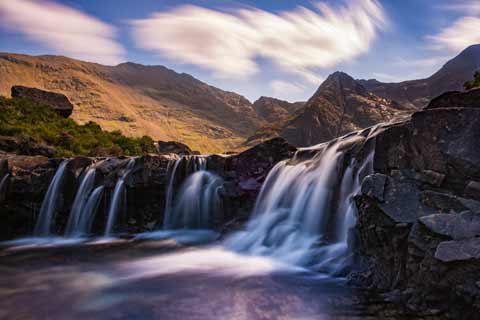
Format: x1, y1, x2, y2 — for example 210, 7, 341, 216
358, 44, 480, 108
244, 72, 414, 148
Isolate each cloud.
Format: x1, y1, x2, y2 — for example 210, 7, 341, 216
131, 0, 386, 82
0, 0, 125, 65
270, 80, 306, 97
429, 1, 480, 52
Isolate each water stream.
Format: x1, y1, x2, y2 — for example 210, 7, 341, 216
33, 160, 69, 237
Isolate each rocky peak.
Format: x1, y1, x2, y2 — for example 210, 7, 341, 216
312, 71, 367, 103
252, 96, 304, 122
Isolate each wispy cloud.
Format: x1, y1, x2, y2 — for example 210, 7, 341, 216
131, 0, 386, 82
270, 80, 307, 97
0, 0, 125, 65
429, 1, 480, 52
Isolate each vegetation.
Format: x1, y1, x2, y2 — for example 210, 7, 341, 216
0, 97, 156, 157
464, 71, 480, 90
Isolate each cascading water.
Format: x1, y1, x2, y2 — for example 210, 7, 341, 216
104, 158, 136, 236
65, 167, 96, 236
167, 171, 223, 229
0, 173, 9, 202
163, 155, 209, 229
226, 132, 376, 274
34, 160, 69, 237
74, 186, 104, 236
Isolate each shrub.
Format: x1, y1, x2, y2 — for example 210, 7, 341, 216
0, 97, 156, 157
464, 71, 480, 90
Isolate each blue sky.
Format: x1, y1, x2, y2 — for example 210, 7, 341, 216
1, 0, 479, 102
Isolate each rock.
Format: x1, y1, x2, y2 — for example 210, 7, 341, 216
435, 238, 480, 262
361, 173, 387, 201
11, 85, 74, 117
425, 88, 480, 110
417, 170, 445, 187
419, 211, 480, 239
465, 181, 480, 200
156, 141, 197, 155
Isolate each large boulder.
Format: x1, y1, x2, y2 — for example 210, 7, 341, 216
156, 141, 197, 155
425, 88, 480, 110
11, 86, 74, 117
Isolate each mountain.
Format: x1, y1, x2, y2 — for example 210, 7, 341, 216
358, 44, 480, 108
244, 72, 413, 148
0, 53, 264, 153
252, 96, 305, 123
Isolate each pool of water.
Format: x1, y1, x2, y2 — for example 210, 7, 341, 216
0, 239, 416, 320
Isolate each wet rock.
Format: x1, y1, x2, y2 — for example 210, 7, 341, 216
465, 181, 480, 200
11, 85, 74, 117
361, 173, 387, 202
435, 238, 480, 262
419, 211, 480, 239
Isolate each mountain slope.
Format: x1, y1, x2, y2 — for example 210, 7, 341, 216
252, 96, 305, 123
244, 72, 413, 147
358, 44, 480, 108
0, 53, 264, 153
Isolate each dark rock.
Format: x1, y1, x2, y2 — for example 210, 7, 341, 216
435, 238, 480, 262
11, 85, 74, 117
425, 89, 480, 110
361, 173, 387, 202
465, 181, 480, 200
157, 141, 197, 155
419, 211, 480, 239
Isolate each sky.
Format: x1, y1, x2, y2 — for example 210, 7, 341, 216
0, 0, 479, 102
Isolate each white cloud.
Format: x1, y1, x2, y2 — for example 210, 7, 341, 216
429, 1, 480, 52
270, 80, 306, 97
131, 0, 386, 82
0, 0, 125, 65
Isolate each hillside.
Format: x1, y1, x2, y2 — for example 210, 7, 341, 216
252, 96, 305, 123
244, 72, 413, 147
358, 44, 480, 108
0, 53, 264, 153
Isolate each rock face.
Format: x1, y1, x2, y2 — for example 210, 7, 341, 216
246, 72, 414, 147
351, 89, 480, 317
0, 138, 295, 240
11, 86, 74, 117
358, 44, 480, 109
425, 88, 480, 110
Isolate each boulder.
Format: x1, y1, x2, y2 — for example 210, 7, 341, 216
419, 211, 480, 240
425, 89, 480, 110
11, 85, 74, 117
157, 141, 197, 155
435, 238, 480, 262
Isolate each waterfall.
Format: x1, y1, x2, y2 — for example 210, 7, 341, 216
33, 160, 69, 237
65, 167, 96, 236
167, 171, 223, 229
74, 186, 105, 237
226, 132, 376, 273
163, 155, 208, 229
104, 158, 136, 236
0, 173, 9, 202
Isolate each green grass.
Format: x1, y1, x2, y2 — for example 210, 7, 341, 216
464, 71, 480, 90
0, 97, 156, 157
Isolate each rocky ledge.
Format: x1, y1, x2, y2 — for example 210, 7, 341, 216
11, 85, 74, 118
0, 137, 295, 240
352, 89, 480, 318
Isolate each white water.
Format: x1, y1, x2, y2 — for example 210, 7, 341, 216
0, 173, 9, 202
104, 159, 135, 236
34, 160, 69, 237
226, 134, 375, 273
167, 171, 223, 229
65, 167, 96, 236
73, 186, 105, 237
163, 156, 209, 230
